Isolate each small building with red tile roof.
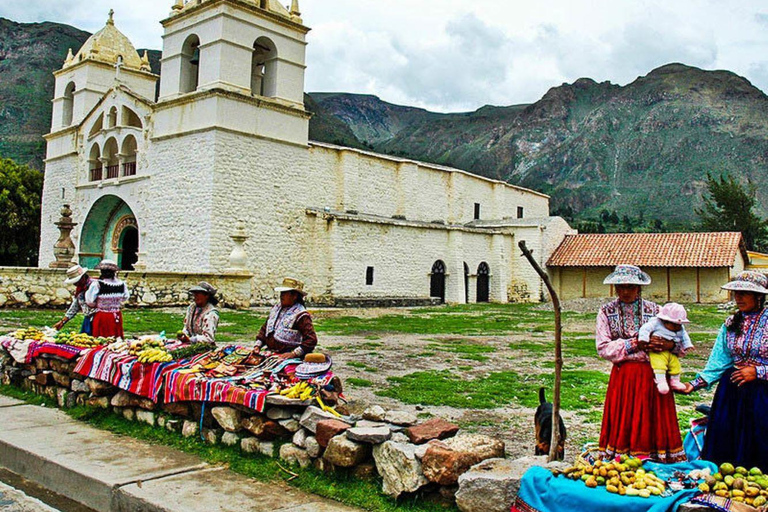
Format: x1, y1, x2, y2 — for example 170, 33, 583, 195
547, 232, 748, 303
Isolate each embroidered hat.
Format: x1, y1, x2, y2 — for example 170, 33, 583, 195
189, 281, 218, 297
657, 303, 690, 325
722, 271, 768, 295
64, 264, 90, 285
275, 277, 307, 296
603, 265, 652, 286
295, 353, 332, 380
96, 259, 119, 272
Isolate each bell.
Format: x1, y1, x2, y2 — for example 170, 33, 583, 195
190, 47, 200, 66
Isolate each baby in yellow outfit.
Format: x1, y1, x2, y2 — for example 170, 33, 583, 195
638, 303, 694, 394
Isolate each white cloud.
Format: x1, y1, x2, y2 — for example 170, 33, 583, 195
2, 0, 767, 111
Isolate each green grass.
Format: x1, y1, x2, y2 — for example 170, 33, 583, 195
378, 370, 609, 410
347, 378, 374, 388
426, 338, 493, 363
0, 385, 453, 512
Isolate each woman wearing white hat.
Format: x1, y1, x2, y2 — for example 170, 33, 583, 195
253, 277, 317, 360
596, 265, 686, 463
178, 282, 220, 345
53, 265, 95, 335
683, 271, 768, 467
85, 260, 130, 338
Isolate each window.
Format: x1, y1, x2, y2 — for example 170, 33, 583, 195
180, 34, 201, 94
517, 206, 524, 219
474, 203, 481, 220
366, 267, 374, 286
251, 37, 278, 97
61, 82, 75, 127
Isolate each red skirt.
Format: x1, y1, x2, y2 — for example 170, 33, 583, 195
91, 311, 124, 339
599, 361, 685, 463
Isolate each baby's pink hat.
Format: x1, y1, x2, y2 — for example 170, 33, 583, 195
657, 303, 690, 324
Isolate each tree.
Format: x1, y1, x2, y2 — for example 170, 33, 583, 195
0, 157, 43, 266
697, 173, 768, 251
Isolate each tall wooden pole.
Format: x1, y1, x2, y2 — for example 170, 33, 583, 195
518, 241, 563, 463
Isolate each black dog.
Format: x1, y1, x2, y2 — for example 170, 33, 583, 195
534, 387, 567, 460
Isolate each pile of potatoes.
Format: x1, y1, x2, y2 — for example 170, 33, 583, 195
557, 456, 666, 498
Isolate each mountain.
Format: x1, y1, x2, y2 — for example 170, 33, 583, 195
311, 66, 768, 227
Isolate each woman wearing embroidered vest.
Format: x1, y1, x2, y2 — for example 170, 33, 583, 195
85, 260, 130, 339
596, 265, 686, 463
682, 271, 768, 467
178, 282, 220, 345
253, 277, 317, 360
53, 265, 96, 335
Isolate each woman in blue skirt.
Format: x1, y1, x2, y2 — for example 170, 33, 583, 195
684, 271, 768, 468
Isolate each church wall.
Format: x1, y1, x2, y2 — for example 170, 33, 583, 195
39, 155, 80, 268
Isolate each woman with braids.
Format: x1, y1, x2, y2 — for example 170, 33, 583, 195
85, 260, 130, 338
596, 265, 686, 463
683, 271, 768, 467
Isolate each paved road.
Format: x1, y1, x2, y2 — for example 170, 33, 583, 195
0, 481, 59, 512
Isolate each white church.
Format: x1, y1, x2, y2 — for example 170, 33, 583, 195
39, 0, 575, 306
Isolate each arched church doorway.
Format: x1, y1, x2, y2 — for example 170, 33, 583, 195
79, 195, 140, 271
463, 262, 470, 304
430, 260, 446, 304
477, 262, 490, 303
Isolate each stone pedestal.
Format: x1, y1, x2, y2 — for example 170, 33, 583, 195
50, 204, 78, 269
227, 220, 249, 271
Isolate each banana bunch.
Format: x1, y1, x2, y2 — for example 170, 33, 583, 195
128, 338, 165, 355
280, 382, 315, 401
136, 347, 173, 363
13, 328, 44, 341
108, 340, 130, 354
55, 332, 105, 348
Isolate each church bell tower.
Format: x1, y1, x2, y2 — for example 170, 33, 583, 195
155, 0, 310, 145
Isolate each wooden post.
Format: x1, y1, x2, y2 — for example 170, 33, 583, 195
518, 241, 563, 463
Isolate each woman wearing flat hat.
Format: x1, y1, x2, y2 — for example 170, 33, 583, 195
253, 277, 317, 360
596, 265, 686, 463
54, 265, 95, 335
178, 282, 220, 345
85, 260, 130, 338
683, 271, 768, 467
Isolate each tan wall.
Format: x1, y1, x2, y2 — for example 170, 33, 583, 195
0, 268, 253, 310
552, 266, 733, 304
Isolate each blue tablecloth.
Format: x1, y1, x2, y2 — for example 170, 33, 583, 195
514, 461, 717, 512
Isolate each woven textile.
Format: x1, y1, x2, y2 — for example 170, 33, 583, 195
1, 336, 86, 364
162, 371, 269, 411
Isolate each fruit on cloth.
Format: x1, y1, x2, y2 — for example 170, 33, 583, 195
55, 331, 108, 348
136, 347, 172, 363
699, 463, 768, 506
12, 328, 47, 342
720, 463, 736, 476
280, 382, 315, 400
555, 458, 665, 498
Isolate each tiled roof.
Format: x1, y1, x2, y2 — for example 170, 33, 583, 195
547, 232, 747, 268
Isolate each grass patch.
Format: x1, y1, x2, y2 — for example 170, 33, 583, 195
347, 378, 374, 388
0, 385, 452, 512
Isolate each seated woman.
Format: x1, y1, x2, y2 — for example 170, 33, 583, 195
85, 260, 130, 338
178, 282, 220, 345
684, 271, 768, 468
253, 277, 317, 360
54, 265, 95, 335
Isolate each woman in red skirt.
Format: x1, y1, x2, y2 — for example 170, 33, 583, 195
596, 265, 686, 463
85, 260, 130, 339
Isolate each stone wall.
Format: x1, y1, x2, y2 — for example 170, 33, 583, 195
0, 267, 253, 309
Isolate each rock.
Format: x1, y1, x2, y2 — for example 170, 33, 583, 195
75, 393, 88, 407
52, 372, 71, 389
182, 420, 199, 438
65, 392, 77, 409
407, 418, 460, 444
414, 442, 432, 460
279, 419, 301, 433
280, 444, 312, 468
11, 291, 28, 304
353, 463, 378, 480
293, 429, 309, 448
85, 378, 114, 397
373, 441, 429, 498
266, 407, 294, 420
157, 416, 168, 428
363, 405, 387, 422
355, 419, 387, 429
314, 457, 334, 473
316, 419, 352, 448
71, 379, 89, 393
347, 427, 392, 445
166, 419, 182, 433
203, 428, 223, 445
222, 432, 241, 446
384, 410, 418, 426
212, 407, 242, 432
422, 434, 506, 486
241, 437, 260, 454
136, 410, 156, 427
34, 372, 52, 386
323, 435, 370, 468
34, 359, 49, 371
87, 396, 110, 409
391, 432, 410, 444
299, 406, 345, 433
305, 436, 322, 458
190, 403, 215, 428
161, 402, 190, 417
241, 416, 289, 440
56, 388, 69, 408
110, 391, 155, 411
123, 408, 136, 421
258, 441, 276, 457
455, 457, 547, 512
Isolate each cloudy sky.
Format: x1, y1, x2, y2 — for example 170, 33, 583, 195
2, 0, 767, 112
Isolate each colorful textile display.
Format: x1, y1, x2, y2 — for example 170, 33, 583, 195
1, 336, 86, 364
74, 347, 181, 401
511, 461, 717, 512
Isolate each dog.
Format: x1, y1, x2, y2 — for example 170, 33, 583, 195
534, 387, 567, 460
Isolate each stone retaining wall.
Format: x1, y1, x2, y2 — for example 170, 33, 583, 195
0, 267, 253, 310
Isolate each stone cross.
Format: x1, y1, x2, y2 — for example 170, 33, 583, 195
50, 204, 78, 269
